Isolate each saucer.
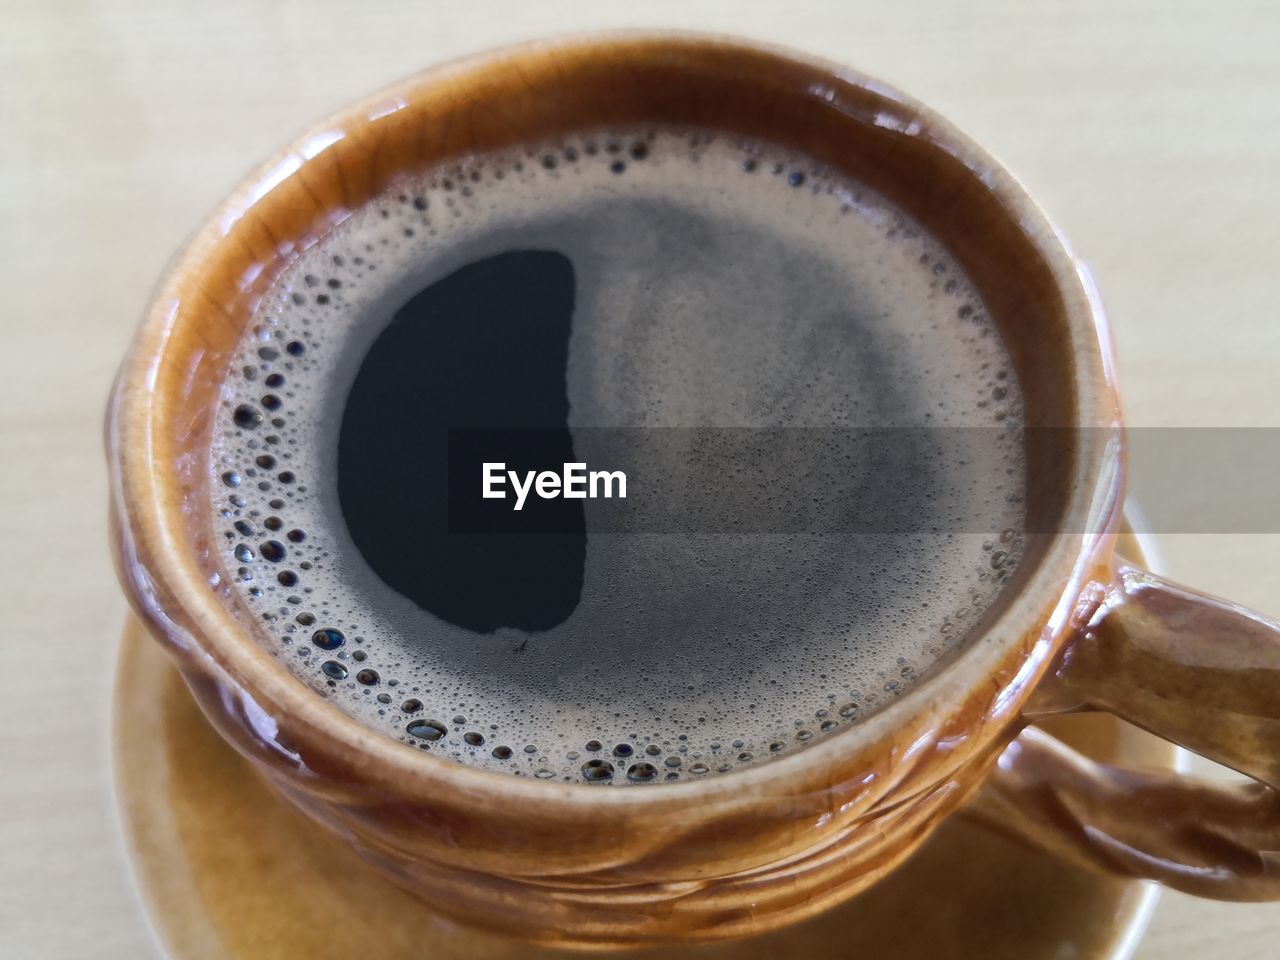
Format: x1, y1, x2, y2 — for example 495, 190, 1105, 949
113, 521, 1175, 959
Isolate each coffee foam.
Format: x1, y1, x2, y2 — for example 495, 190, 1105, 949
210, 129, 1025, 784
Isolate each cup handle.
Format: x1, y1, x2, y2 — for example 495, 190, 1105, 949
965, 563, 1280, 900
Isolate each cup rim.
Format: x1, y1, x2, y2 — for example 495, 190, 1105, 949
110, 29, 1124, 814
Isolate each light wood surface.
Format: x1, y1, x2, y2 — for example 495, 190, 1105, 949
1, 1, 1276, 957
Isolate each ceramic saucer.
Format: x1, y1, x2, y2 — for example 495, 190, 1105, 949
113, 520, 1175, 959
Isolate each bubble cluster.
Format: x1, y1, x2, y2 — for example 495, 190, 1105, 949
209, 128, 1026, 784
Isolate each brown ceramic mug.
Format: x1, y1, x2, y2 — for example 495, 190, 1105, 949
108, 33, 1280, 949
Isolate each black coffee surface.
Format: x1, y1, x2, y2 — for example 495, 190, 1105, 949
338, 251, 585, 634
210, 130, 1026, 784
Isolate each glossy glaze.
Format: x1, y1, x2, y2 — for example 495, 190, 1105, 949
973, 566, 1280, 899
112, 573, 1173, 959
107, 33, 1279, 948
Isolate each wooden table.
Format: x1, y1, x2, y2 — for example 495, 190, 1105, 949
2, 1, 1276, 956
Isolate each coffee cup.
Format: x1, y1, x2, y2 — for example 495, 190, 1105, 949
108, 33, 1280, 948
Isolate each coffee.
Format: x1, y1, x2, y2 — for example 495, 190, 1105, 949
210, 129, 1025, 784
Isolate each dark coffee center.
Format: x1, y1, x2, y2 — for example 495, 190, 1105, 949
338, 251, 585, 633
